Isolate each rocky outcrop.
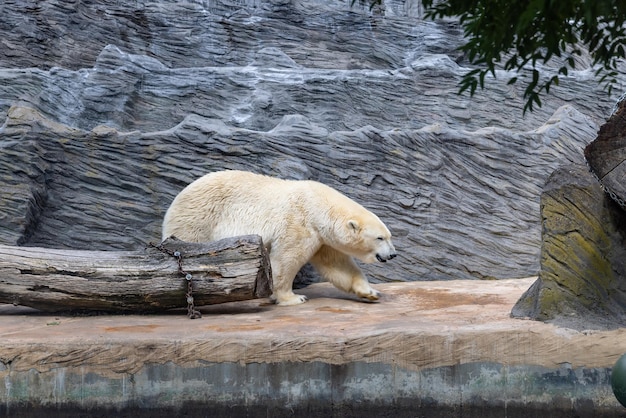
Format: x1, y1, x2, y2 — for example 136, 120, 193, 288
512, 164, 626, 330
1, 0, 624, 283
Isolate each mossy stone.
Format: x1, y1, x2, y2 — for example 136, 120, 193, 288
612, 353, 626, 408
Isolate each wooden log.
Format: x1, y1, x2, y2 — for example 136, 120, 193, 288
0, 235, 272, 313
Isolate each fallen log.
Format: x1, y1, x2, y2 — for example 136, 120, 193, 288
0, 235, 272, 313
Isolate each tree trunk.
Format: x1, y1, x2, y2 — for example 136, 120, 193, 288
0, 235, 272, 313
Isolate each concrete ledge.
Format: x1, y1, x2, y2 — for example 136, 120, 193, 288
1, 278, 625, 417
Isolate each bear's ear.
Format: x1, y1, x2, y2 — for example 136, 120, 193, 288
347, 219, 360, 232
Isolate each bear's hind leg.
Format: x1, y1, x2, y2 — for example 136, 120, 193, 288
310, 246, 380, 301
271, 290, 308, 306
269, 254, 309, 306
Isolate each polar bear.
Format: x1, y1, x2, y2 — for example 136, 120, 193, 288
162, 170, 397, 306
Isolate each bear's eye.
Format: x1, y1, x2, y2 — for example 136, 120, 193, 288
376, 236, 384, 241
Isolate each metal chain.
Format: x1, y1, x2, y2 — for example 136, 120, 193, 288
585, 159, 626, 209
150, 242, 202, 319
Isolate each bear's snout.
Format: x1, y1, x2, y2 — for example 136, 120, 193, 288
376, 252, 397, 262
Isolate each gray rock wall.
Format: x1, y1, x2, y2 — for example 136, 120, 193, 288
1, 0, 624, 282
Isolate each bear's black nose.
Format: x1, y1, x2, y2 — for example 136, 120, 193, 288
389, 253, 397, 259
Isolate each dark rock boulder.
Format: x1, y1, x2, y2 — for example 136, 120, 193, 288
585, 99, 626, 210
511, 164, 626, 330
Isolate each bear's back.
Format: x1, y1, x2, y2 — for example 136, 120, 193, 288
163, 170, 304, 242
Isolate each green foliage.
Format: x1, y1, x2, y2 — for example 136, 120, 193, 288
418, 0, 626, 113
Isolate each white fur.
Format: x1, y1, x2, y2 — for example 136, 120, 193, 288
162, 170, 396, 305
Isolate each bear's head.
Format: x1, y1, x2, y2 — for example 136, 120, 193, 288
334, 213, 397, 264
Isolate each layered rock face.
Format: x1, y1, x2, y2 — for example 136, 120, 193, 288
0, 0, 623, 282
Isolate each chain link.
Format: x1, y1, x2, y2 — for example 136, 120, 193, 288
585, 159, 626, 209
150, 242, 202, 319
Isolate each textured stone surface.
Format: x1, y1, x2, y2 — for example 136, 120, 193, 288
0, 105, 597, 284
0, 0, 624, 283
585, 99, 626, 209
512, 164, 626, 330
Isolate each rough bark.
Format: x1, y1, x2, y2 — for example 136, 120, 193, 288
511, 164, 626, 330
0, 235, 272, 313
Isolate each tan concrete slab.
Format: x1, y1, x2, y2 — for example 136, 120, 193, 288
1, 277, 625, 377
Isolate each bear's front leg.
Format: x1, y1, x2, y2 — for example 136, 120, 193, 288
350, 278, 381, 301
310, 246, 380, 302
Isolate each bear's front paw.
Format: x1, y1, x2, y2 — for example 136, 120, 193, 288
356, 287, 381, 301
275, 293, 308, 306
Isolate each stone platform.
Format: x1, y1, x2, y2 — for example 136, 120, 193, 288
1, 278, 625, 417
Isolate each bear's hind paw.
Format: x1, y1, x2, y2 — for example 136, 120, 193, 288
275, 294, 308, 306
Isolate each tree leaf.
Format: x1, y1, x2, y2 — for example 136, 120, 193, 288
417, 0, 626, 112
